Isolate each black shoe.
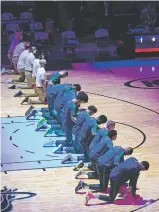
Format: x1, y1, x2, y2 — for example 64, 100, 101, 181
75, 181, 87, 193
61, 153, 73, 164
21, 97, 29, 105
8, 84, 16, 89
26, 110, 37, 120
25, 105, 34, 116
14, 90, 23, 97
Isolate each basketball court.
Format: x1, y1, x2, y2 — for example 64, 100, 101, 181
1, 58, 159, 212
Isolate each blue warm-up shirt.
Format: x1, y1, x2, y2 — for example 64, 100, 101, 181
89, 136, 113, 161
49, 72, 61, 85
72, 111, 90, 136
62, 100, 78, 128
89, 128, 108, 151
79, 117, 98, 143
110, 157, 141, 196
97, 146, 125, 167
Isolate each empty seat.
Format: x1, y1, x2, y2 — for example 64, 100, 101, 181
6, 23, 20, 43
20, 12, 33, 21
45, 19, 54, 33
1, 13, 15, 21
95, 29, 110, 59
62, 31, 79, 55
34, 32, 50, 46
6, 23, 20, 32
30, 22, 43, 32
34, 32, 51, 56
95, 29, 109, 43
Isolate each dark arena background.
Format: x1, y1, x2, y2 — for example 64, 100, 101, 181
1, 1, 159, 212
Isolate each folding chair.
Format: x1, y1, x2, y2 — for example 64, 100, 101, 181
45, 19, 54, 44
6, 23, 20, 43
20, 12, 33, 31
20, 12, 33, 22
1, 13, 15, 22
95, 29, 110, 59
34, 32, 51, 55
30, 22, 43, 33
1, 13, 16, 34
62, 30, 79, 57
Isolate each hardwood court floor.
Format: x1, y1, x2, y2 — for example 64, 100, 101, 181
1, 61, 159, 212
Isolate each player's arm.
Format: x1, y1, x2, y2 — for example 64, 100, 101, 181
128, 170, 140, 197
113, 153, 124, 166
91, 121, 98, 136
70, 104, 77, 123
41, 73, 46, 93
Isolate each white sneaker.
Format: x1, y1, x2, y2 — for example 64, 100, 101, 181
75, 168, 86, 179
6, 78, 13, 84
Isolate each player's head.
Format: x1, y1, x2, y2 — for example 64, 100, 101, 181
32, 46, 37, 54
107, 120, 115, 130
59, 71, 68, 78
140, 161, 150, 171
108, 130, 117, 140
76, 92, 88, 105
96, 115, 107, 125
38, 52, 45, 60
39, 59, 47, 68
124, 147, 133, 155
25, 43, 31, 50
72, 84, 81, 92
88, 105, 97, 116
22, 36, 31, 46
34, 51, 40, 59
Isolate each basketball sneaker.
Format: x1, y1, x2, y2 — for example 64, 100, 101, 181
75, 168, 86, 179
85, 192, 95, 205
25, 105, 34, 116
53, 144, 63, 153
37, 117, 46, 128
14, 90, 24, 97
26, 109, 37, 120
35, 122, 47, 131
75, 181, 87, 193
61, 153, 74, 164
73, 160, 84, 171
44, 127, 53, 137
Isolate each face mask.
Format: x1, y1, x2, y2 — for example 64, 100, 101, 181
32, 48, 36, 54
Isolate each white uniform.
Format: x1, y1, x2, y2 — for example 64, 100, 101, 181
32, 59, 40, 78
36, 67, 46, 87
25, 52, 35, 72
17, 50, 29, 70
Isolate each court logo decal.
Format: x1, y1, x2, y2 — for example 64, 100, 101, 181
124, 77, 159, 89
1, 187, 36, 212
